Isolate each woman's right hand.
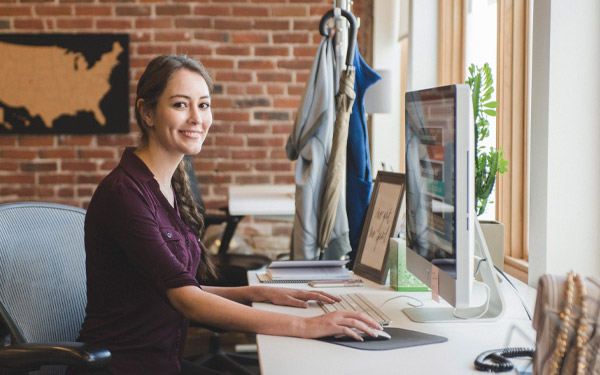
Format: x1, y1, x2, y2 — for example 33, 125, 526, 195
300, 311, 383, 341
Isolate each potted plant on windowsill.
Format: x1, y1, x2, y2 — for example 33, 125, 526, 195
466, 63, 509, 270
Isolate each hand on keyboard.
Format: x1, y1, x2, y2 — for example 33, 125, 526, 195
303, 310, 384, 341
317, 293, 392, 326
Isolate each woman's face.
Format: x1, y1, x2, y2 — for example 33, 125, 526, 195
143, 68, 212, 157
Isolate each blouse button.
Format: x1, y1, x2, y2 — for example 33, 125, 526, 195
167, 232, 172, 238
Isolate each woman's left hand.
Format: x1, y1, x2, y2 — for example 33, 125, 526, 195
254, 286, 341, 308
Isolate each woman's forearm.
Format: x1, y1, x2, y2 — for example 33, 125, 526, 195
168, 285, 306, 336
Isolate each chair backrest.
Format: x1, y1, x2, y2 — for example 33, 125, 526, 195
0, 202, 87, 346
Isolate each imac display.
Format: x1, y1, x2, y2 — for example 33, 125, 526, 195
403, 84, 505, 322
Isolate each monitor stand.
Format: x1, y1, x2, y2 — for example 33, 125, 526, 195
403, 219, 506, 323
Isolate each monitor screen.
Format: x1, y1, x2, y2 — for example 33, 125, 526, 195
405, 85, 458, 278
404, 84, 474, 312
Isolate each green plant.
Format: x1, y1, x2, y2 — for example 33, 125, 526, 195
466, 63, 509, 216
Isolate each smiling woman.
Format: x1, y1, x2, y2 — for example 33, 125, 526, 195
70, 55, 383, 375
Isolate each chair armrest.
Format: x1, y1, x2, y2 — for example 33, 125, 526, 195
0, 342, 111, 372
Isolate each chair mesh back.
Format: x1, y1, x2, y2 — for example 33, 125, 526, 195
0, 202, 87, 346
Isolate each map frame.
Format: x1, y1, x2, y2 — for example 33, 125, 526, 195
0, 33, 129, 135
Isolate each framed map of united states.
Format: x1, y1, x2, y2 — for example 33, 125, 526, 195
0, 34, 129, 134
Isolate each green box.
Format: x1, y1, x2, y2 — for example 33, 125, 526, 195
389, 238, 430, 291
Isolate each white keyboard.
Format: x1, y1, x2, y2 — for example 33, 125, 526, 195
317, 293, 392, 326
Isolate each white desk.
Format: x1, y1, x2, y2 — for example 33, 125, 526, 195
249, 271, 538, 375
228, 184, 294, 221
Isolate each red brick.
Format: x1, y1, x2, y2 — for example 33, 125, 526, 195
213, 111, 250, 122
175, 18, 211, 29
270, 148, 289, 159
248, 136, 285, 147
62, 161, 96, 172
176, 44, 212, 56
96, 135, 136, 147
75, 5, 112, 16
35, 5, 72, 15
214, 135, 245, 147
0, 161, 18, 171
115, 5, 151, 16
232, 5, 268, 17
198, 148, 228, 159
255, 46, 289, 56
273, 33, 309, 44
278, 59, 313, 70
235, 175, 271, 184
232, 32, 269, 44
195, 160, 217, 171
155, 31, 192, 42
296, 72, 310, 84
256, 162, 292, 171
0, 6, 31, 16
20, 162, 58, 172
57, 18, 93, 28
77, 187, 94, 196
257, 72, 292, 82
130, 32, 151, 43
1, 174, 35, 184
215, 71, 253, 83
135, 17, 172, 29
294, 45, 319, 57
200, 58, 234, 69
36, 186, 56, 198
137, 44, 174, 55
0, 186, 35, 198
58, 187, 74, 198
39, 174, 75, 184
193, 4, 231, 16
226, 86, 245, 95
76, 174, 105, 184
309, 5, 331, 16
14, 19, 44, 29
78, 149, 115, 159
232, 149, 268, 159
271, 5, 307, 17
267, 84, 286, 95
216, 161, 252, 172
96, 19, 132, 29
254, 19, 289, 30
246, 85, 264, 95
100, 160, 118, 170
39, 149, 77, 158
288, 84, 305, 95
156, 4, 191, 16
274, 97, 300, 109
214, 19, 252, 31
273, 124, 293, 134
19, 136, 54, 147
0, 136, 16, 146
1, 149, 37, 159
233, 124, 269, 134
293, 19, 319, 31
58, 135, 93, 146
238, 59, 274, 70
194, 31, 230, 43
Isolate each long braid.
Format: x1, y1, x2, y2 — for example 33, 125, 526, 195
172, 158, 219, 281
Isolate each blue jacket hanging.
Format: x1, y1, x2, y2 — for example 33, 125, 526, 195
346, 43, 381, 267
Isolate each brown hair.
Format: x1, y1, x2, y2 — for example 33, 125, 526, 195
136, 55, 218, 281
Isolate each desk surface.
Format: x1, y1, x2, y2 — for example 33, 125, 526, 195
249, 271, 537, 375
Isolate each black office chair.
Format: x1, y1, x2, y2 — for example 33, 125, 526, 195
0, 202, 110, 375
183, 156, 272, 287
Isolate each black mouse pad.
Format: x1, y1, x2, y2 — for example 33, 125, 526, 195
317, 327, 448, 351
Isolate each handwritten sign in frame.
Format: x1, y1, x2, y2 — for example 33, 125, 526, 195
353, 171, 406, 284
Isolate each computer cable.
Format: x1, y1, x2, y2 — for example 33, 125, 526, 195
380, 294, 423, 308
474, 347, 534, 373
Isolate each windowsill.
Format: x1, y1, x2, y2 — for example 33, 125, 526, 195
504, 256, 529, 283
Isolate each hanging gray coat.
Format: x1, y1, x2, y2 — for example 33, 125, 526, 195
285, 37, 351, 260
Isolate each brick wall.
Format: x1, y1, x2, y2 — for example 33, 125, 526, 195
0, 0, 372, 258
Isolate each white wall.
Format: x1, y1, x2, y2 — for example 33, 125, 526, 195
370, 0, 402, 174
528, 0, 600, 286
407, 0, 438, 91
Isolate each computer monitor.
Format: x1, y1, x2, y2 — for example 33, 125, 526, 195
403, 84, 504, 322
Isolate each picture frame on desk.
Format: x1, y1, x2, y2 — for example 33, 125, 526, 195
353, 171, 406, 284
